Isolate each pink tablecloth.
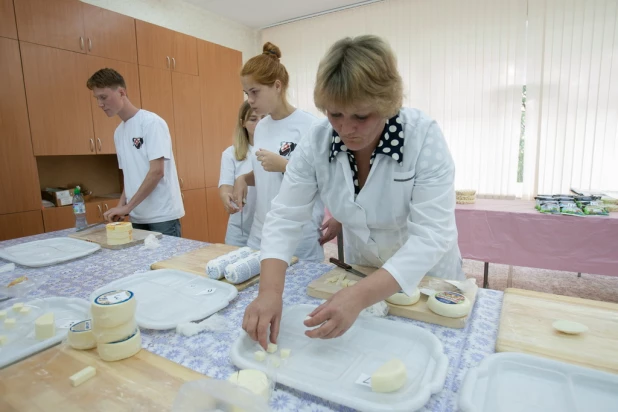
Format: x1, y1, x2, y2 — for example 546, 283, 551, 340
455, 199, 618, 276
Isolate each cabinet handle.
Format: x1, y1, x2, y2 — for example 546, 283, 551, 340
97, 204, 102, 219
104, 204, 109, 212
166, 56, 170, 69
172, 57, 176, 70
179, 177, 184, 188
88, 38, 92, 51
89, 139, 94, 152
80, 36, 84, 50
97, 138, 102, 151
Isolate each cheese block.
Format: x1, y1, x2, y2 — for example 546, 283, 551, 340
227, 369, 270, 401
254, 351, 266, 362
19, 306, 31, 316
106, 222, 133, 245
280, 348, 291, 359
266, 343, 277, 353
427, 291, 471, 318
371, 358, 407, 393
12, 303, 24, 312
93, 318, 137, 344
0, 335, 6, 346
69, 366, 97, 387
386, 288, 421, 306
97, 329, 142, 362
0, 310, 6, 320
4, 318, 16, 330
91, 290, 136, 328
67, 319, 97, 350
35, 313, 55, 340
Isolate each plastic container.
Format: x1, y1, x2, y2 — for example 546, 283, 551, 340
73, 186, 87, 230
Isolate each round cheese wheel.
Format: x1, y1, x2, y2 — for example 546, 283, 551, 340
67, 319, 97, 350
386, 288, 421, 306
371, 358, 407, 393
427, 291, 471, 318
93, 318, 138, 344
97, 329, 142, 362
91, 290, 136, 328
227, 369, 270, 401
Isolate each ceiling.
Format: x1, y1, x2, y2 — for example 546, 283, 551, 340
184, 0, 380, 29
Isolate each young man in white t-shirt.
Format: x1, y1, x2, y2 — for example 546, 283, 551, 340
86, 68, 184, 236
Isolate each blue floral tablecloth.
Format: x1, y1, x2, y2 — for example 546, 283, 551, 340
0, 230, 503, 411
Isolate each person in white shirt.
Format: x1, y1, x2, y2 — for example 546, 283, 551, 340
243, 35, 465, 350
219, 101, 264, 246
233, 42, 341, 261
86, 68, 184, 236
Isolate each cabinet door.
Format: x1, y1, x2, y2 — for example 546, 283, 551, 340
135, 20, 173, 71
82, 3, 137, 63
139, 65, 176, 146
21, 42, 94, 155
198, 40, 243, 187
0, 0, 17, 39
85, 201, 103, 224
172, 32, 198, 76
180, 189, 209, 242
42, 206, 75, 232
14, 0, 85, 53
87, 56, 141, 154
0, 38, 41, 215
172, 72, 204, 190
0, 211, 44, 241
206, 187, 228, 244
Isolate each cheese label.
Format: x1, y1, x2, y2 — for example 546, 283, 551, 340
355, 373, 373, 387
95, 290, 133, 305
435, 291, 466, 305
109, 329, 139, 344
70, 319, 92, 332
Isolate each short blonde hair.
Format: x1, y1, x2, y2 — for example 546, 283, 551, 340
233, 101, 253, 161
314, 35, 403, 118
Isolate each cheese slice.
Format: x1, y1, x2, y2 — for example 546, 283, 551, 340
371, 358, 407, 393
386, 288, 421, 306
35, 313, 55, 340
91, 290, 136, 328
97, 329, 142, 362
68, 320, 97, 350
227, 369, 270, 401
69, 366, 96, 387
93, 318, 137, 344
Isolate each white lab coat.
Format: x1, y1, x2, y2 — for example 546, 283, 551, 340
260, 108, 465, 296
218, 145, 256, 246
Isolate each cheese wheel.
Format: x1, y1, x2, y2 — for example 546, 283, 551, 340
68, 319, 97, 350
386, 288, 421, 306
97, 329, 142, 361
93, 318, 137, 344
371, 358, 407, 393
106, 222, 133, 245
227, 369, 270, 401
427, 291, 471, 318
35, 313, 55, 340
91, 290, 136, 328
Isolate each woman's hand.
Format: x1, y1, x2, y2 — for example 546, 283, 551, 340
303, 286, 364, 339
222, 192, 239, 214
242, 291, 283, 350
232, 175, 248, 211
319, 218, 342, 245
256, 149, 288, 173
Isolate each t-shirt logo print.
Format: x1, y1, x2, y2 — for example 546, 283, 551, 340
132, 137, 144, 149
279, 141, 297, 158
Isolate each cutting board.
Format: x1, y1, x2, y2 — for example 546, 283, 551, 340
150, 243, 299, 291
307, 265, 478, 328
496, 288, 618, 374
69, 227, 162, 250
0, 345, 207, 411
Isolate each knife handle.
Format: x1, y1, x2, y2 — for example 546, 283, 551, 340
329, 257, 352, 270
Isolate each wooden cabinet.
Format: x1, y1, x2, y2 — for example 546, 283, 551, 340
0, 211, 44, 241
139, 65, 176, 145
85, 201, 103, 224
206, 187, 228, 243
42, 206, 75, 232
82, 3, 137, 63
21, 42, 94, 155
136, 20, 198, 75
180, 189, 209, 242
87, 56, 141, 154
0, 0, 17, 39
0, 38, 41, 215
172, 73, 204, 190
198, 40, 243, 187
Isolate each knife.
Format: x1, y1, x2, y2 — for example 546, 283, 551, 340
75, 215, 126, 232
329, 258, 367, 278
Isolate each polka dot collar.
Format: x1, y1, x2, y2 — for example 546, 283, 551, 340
329, 113, 404, 194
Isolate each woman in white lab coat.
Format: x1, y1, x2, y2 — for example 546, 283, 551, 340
218, 101, 264, 246
243, 35, 465, 350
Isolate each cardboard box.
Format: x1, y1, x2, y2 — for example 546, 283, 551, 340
42, 187, 76, 207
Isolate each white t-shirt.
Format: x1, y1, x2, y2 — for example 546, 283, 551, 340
248, 109, 324, 261
114, 109, 184, 224
219, 145, 256, 246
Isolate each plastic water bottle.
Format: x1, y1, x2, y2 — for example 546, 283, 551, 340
73, 186, 87, 229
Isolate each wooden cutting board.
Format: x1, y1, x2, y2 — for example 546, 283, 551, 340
496, 288, 618, 374
0, 345, 207, 411
69, 227, 162, 250
307, 265, 478, 328
150, 243, 299, 291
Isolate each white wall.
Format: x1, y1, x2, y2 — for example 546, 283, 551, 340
81, 0, 260, 62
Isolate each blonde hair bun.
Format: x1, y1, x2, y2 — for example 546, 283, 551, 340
262, 42, 282, 59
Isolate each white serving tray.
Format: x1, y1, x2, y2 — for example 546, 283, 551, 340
230, 304, 448, 412
459, 352, 618, 412
90, 269, 238, 330
0, 237, 101, 267
0, 296, 90, 369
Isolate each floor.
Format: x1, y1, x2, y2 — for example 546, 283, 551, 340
322, 243, 618, 304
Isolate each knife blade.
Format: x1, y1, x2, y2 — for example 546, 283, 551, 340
329, 258, 367, 278
75, 221, 106, 233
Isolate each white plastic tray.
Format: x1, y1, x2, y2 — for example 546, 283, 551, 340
0, 237, 101, 267
90, 269, 238, 330
459, 352, 618, 412
0, 296, 90, 368
231, 304, 448, 412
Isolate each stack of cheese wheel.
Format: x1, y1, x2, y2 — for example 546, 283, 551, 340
455, 189, 476, 205
106, 222, 133, 245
